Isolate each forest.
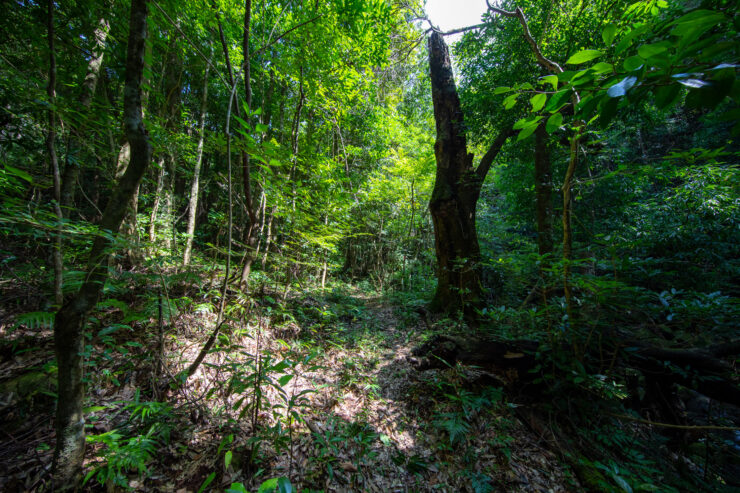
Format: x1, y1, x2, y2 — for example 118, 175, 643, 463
0, 0, 738, 491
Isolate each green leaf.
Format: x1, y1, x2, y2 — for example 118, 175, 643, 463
545, 113, 563, 133
623, 56, 644, 72
503, 94, 518, 110
615, 24, 648, 55
493, 86, 512, 94
277, 477, 293, 493
232, 114, 250, 131
671, 10, 726, 38
544, 89, 571, 112
226, 483, 249, 493
637, 41, 671, 59
198, 472, 216, 493
607, 76, 637, 98
517, 124, 539, 141
4, 165, 33, 182
599, 98, 619, 128
224, 450, 233, 469
565, 49, 604, 65
654, 84, 682, 109
255, 123, 269, 133
538, 75, 558, 91
590, 62, 614, 74
613, 474, 633, 493
97, 324, 131, 337
602, 24, 617, 45
530, 93, 547, 112
513, 116, 542, 130
278, 374, 293, 386
257, 478, 279, 493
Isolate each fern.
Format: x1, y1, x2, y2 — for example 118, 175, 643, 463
194, 302, 214, 314
433, 412, 470, 446
16, 311, 54, 329
97, 298, 131, 318
84, 429, 158, 488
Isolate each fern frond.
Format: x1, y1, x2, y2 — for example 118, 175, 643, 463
16, 311, 54, 329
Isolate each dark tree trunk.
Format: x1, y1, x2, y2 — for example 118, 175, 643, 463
534, 123, 553, 256
427, 32, 511, 315
52, 1, 151, 488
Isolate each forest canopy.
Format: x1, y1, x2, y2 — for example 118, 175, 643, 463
0, 0, 738, 491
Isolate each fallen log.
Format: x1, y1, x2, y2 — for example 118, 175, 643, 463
410, 334, 740, 407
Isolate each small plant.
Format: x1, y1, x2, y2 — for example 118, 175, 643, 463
84, 429, 158, 489
83, 394, 174, 489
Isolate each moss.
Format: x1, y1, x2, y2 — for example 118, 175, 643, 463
0, 369, 57, 405
568, 456, 612, 492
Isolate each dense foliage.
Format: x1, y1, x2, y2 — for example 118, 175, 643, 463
0, 0, 737, 491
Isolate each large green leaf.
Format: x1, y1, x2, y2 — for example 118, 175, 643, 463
566, 49, 604, 65
545, 113, 563, 133
602, 24, 617, 45
516, 123, 539, 141
637, 41, 671, 59
530, 93, 547, 112
623, 56, 644, 72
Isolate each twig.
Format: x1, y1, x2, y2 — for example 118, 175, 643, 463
609, 413, 740, 431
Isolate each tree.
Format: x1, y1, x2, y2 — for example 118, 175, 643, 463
427, 32, 511, 314
52, 0, 152, 488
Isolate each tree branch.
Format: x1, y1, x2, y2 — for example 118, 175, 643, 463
486, 2, 563, 74
475, 128, 514, 182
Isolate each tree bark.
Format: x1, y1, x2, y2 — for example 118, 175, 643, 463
239, 0, 259, 286
52, 1, 151, 488
148, 156, 165, 243
61, 13, 110, 218
161, 45, 183, 252
427, 32, 511, 315
183, 55, 210, 266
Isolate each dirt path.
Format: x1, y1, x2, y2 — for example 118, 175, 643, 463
276, 295, 577, 492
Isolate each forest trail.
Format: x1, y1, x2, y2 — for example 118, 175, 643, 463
257, 292, 578, 492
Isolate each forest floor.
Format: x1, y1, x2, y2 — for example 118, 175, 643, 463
0, 279, 581, 492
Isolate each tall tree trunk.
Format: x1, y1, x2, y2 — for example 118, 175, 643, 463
61, 13, 110, 217
534, 123, 553, 256
427, 33, 511, 315
149, 157, 165, 243
183, 55, 210, 266
239, 0, 260, 286
46, 0, 63, 306
52, 1, 151, 488
261, 206, 275, 268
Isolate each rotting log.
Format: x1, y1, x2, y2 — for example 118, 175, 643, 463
409, 334, 539, 385
410, 335, 740, 407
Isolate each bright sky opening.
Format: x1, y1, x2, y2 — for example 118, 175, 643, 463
424, 0, 489, 43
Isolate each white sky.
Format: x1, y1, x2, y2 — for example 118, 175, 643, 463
424, 0, 489, 43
